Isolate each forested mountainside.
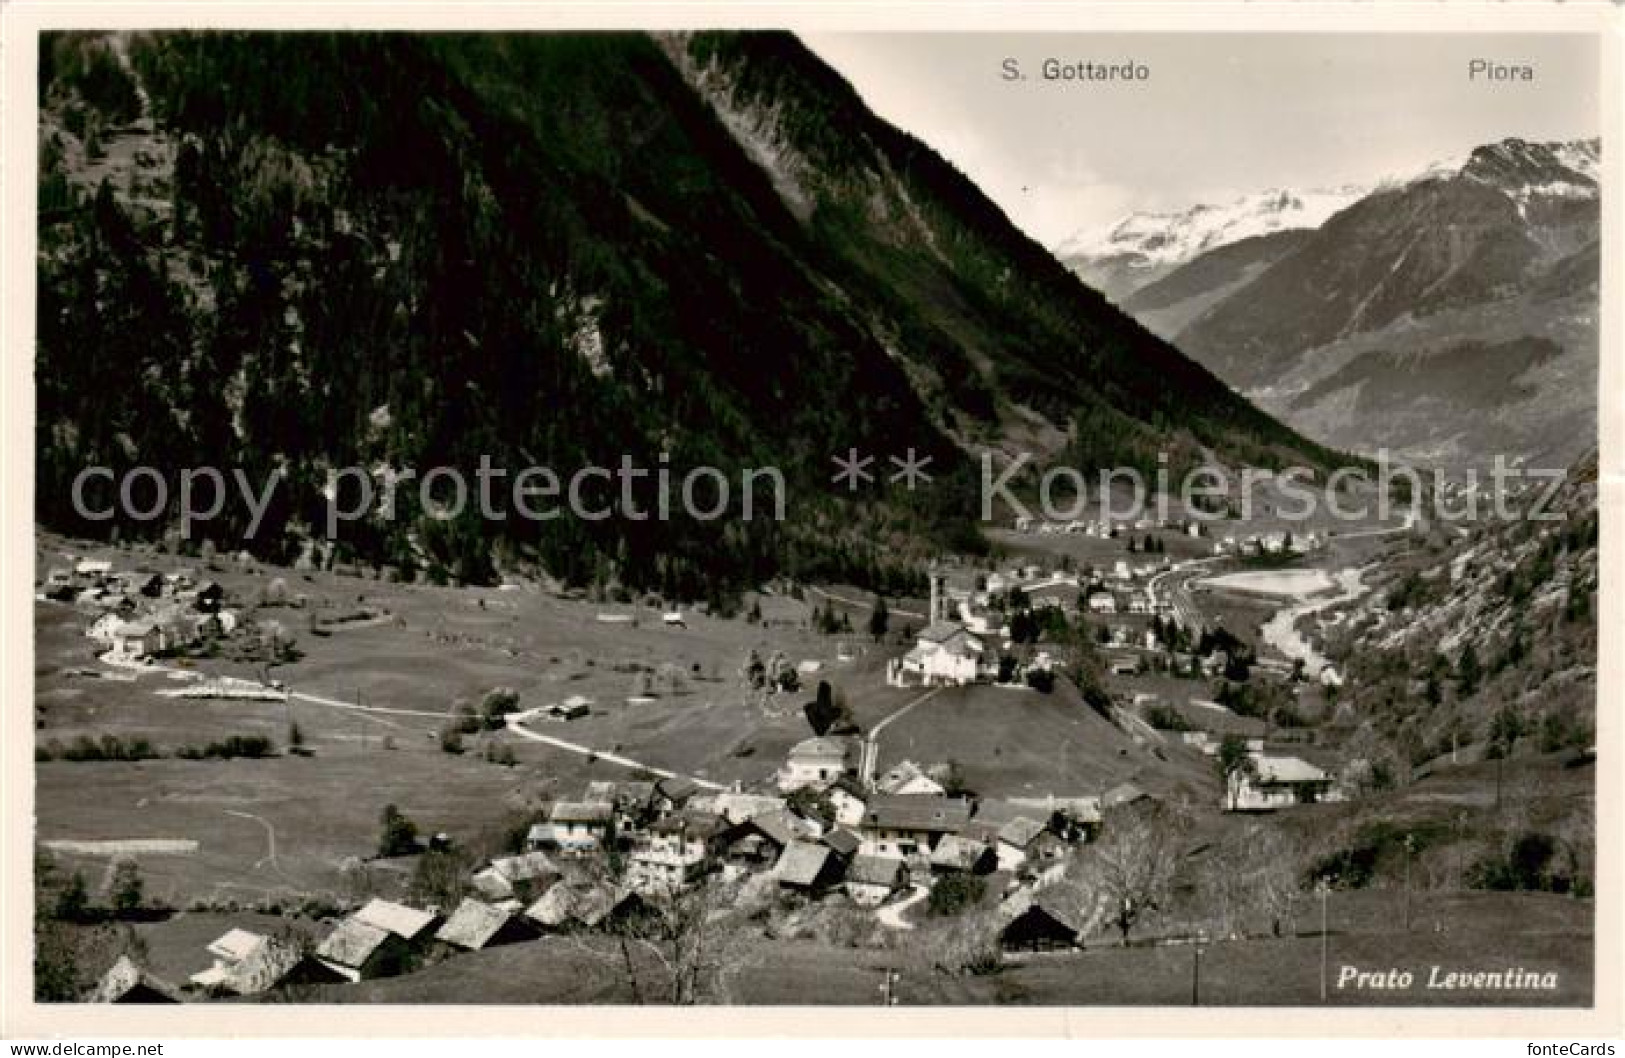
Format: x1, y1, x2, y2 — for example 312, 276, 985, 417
37, 31, 1345, 597
1324, 451, 1598, 782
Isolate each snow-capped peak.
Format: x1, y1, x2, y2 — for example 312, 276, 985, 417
1053, 184, 1368, 268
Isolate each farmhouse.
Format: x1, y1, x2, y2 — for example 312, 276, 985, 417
189, 928, 327, 995
820, 825, 862, 860
75, 558, 113, 582
126, 571, 165, 597
1228, 755, 1336, 811
550, 696, 592, 720
1000, 901, 1081, 953
859, 795, 972, 858
653, 776, 700, 813
777, 736, 856, 791
352, 899, 440, 946
529, 801, 614, 854
91, 956, 185, 1004
582, 779, 658, 828
995, 816, 1058, 871
471, 851, 559, 901
87, 612, 125, 645
845, 854, 907, 907
776, 841, 845, 894
721, 811, 795, 868
111, 620, 161, 660
929, 834, 997, 875
435, 897, 538, 951
874, 759, 944, 797
315, 919, 413, 982
524, 883, 642, 933
192, 579, 225, 612
688, 790, 784, 825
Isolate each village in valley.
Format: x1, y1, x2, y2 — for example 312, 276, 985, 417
34, 476, 1596, 1007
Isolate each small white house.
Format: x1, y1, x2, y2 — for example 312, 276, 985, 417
111, 620, 161, 659
889, 622, 984, 687
87, 613, 125, 645
874, 760, 945, 797
1227, 755, 1337, 811
777, 737, 855, 792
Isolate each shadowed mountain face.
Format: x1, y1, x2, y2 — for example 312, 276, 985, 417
36, 31, 1342, 592
1085, 138, 1599, 470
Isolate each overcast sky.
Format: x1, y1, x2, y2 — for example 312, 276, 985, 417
802, 33, 1601, 246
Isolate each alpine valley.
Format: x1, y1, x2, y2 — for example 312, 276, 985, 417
1056, 139, 1600, 471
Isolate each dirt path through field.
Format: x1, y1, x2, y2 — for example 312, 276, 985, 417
505, 710, 727, 790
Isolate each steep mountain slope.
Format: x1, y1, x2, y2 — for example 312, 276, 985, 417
1120, 228, 1311, 340
1324, 450, 1597, 774
1103, 139, 1599, 469
36, 31, 1345, 595
1055, 186, 1367, 302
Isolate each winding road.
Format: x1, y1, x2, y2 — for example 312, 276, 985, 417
504, 710, 727, 790
876, 883, 930, 931
105, 653, 726, 791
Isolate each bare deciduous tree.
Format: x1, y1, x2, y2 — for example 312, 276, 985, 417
560, 868, 759, 1005
1080, 804, 1188, 947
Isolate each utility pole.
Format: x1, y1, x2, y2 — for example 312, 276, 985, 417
879, 967, 900, 1006
1403, 834, 1416, 932
1191, 932, 1206, 1006
1319, 880, 1330, 1003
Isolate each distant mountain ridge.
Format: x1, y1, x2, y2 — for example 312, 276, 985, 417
1054, 185, 1369, 301
1064, 137, 1600, 470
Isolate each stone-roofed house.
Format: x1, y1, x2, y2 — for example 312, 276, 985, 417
844, 854, 908, 907
874, 760, 945, 797
776, 841, 846, 894
434, 897, 538, 952
315, 918, 413, 982
859, 795, 972, 858
721, 811, 796, 868
524, 883, 645, 933
1000, 900, 1082, 953
820, 825, 861, 860
653, 776, 700, 814
90, 956, 185, 1004
471, 850, 560, 901
352, 899, 439, 945
929, 834, 997, 875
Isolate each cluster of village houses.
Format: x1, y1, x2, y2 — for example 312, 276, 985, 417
64, 546, 1344, 1003
94, 738, 1136, 1002
886, 566, 1174, 690
91, 710, 1350, 1002
40, 557, 239, 662
1012, 514, 1324, 560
